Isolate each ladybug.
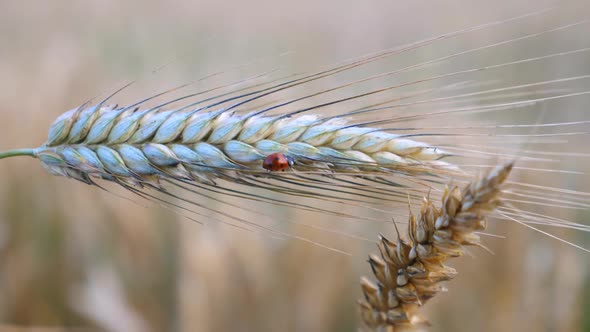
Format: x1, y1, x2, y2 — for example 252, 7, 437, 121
263, 152, 294, 171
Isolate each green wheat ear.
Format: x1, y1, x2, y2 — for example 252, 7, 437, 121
0, 98, 453, 190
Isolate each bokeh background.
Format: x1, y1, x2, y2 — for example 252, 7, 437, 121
0, 0, 589, 331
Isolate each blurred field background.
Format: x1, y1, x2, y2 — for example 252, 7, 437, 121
0, 0, 589, 331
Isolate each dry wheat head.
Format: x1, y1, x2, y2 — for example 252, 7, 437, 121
359, 162, 513, 331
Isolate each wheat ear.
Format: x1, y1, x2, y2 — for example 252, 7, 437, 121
0, 101, 453, 188
359, 162, 513, 331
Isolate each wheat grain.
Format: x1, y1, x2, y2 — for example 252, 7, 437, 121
358, 162, 513, 331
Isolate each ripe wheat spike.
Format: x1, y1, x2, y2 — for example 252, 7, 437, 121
359, 163, 512, 331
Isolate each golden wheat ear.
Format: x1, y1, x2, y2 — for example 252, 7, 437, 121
359, 162, 513, 331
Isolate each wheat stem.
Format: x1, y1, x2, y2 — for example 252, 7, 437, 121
0, 148, 36, 160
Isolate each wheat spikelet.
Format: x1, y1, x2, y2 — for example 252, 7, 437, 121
358, 162, 513, 331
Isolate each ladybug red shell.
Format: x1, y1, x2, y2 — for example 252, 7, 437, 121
262, 153, 294, 171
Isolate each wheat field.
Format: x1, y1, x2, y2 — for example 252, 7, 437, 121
0, 1, 589, 331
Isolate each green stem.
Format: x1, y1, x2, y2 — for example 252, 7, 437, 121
0, 148, 36, 160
